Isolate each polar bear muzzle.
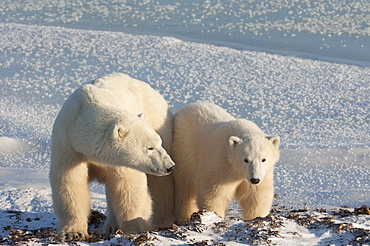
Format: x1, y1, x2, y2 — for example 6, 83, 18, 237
250, 178, 261, 185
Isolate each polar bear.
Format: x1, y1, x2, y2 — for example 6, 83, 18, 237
50, 73, 176, 241
172, 102, 280, 224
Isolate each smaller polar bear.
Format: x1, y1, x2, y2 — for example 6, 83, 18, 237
50, 73, 175, 241
172, 102, 280, 224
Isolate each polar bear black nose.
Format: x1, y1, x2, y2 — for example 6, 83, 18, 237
250, 178, 260, 184
167, 165, 175, 173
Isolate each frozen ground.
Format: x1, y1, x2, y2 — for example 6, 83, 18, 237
0, 0, 369, 245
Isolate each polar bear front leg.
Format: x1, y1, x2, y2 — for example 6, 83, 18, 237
198, 181, 240, 219
50, 161, 91, 241
173, 176, 199, 225
235, 179, 274, 220
104, 167, 152, 234
101, 186, 118, 234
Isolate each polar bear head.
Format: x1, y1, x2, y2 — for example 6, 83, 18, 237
105, 113, 175, 176
227, 120, 280, 185
72, 112, 175, 176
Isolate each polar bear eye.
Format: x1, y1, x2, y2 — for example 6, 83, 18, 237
147, 147, 154, 151
262, 158, 266, 162
243, 158, 249, 163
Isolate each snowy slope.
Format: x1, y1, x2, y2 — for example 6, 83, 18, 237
0, 0, 369, 245
1, 0, 369, 65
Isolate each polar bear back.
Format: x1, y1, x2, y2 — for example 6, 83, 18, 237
92, 73, 173, 151
174, 101, 235, 126
92, 73, 170, 124
173, 102, 258, 149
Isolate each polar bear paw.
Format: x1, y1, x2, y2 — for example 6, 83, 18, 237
100, 219, 118, 235
153, 218, 175, 230
59, 224, 89, 241
119, 218, 152, 233
59, 231, 90, 241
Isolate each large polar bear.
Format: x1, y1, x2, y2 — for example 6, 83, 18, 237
172, 102, 280, 224
50, 73, 176, 241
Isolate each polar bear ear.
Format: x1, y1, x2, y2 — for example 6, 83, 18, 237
114, 125, 128, 140
138, 113, 145, 120
229, 136, 242, 148
267, 135, 280, 147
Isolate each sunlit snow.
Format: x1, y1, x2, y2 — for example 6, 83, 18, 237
0, 0, 369, 244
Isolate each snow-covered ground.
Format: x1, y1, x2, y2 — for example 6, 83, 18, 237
1, 0, 369, 245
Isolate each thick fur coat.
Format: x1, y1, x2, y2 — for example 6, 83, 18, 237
172, 102, 280, 224
50, 73, 175, 240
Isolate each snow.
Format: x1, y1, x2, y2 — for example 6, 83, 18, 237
1, 0, 369, 65
0, 0, 369, 245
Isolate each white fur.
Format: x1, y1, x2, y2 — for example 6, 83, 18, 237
50, 73, 175, 240
172, 102, 280, 224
